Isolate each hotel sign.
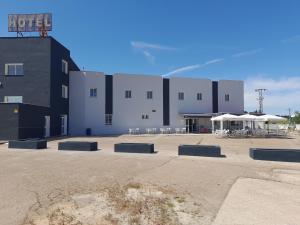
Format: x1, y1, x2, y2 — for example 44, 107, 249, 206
8, 13, 52, 32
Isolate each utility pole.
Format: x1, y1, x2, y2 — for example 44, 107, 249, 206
288, 108, 291, 124
255, 89, 267, 114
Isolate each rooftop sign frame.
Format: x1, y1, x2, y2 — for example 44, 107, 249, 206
8, 13, 52, 32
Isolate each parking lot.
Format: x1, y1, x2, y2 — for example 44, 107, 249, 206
0, 133, 300, 225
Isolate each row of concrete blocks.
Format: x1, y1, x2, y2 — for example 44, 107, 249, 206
8, 140, 221, 156
8, 140, 300, 163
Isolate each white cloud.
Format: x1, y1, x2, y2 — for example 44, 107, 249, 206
130, 41, 177, 51
131, 41, 177, 64
232, 48, 263, 58
142, 50, 155, 64
162, 58, 224, 77
162, 64, 200, 77
204, 58, 224, 65
244, 76, 300, 114
281, 35, 300, 43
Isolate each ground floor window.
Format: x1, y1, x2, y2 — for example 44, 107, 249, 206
4, 96, 23, 103
142, 114, 149, 119
105, 114, 112, 125
44, 116, 50, 137
60, 115, 68, 135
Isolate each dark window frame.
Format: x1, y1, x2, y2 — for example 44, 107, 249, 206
125, 90, 132, 99
90, 88, 97, 97
147, 91, 153, 99
62, 59, 68, 74
105, 114, 112, 125
197, 93, 202, 101
225, 94, 230, 102
178, 92, 184, 100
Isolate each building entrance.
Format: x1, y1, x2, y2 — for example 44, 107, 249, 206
184, 117, 212, 133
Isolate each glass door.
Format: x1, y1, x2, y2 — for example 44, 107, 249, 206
60, 115, 68, 135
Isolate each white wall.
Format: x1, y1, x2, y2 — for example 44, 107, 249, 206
169, 77, 213, 128
218, 80, 244, 114
69, 72, 244, 135
69, 71, 106, 135
110, 73, 163, 133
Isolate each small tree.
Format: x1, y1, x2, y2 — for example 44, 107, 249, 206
292, 111, 300, 124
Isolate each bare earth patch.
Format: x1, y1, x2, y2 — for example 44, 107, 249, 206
22, 183, 204, 225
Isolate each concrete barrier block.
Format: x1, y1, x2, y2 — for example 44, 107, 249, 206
58, 141, 98, 151
250, 148, 300, 163
114, 143, 154, 153
178, 145, 221, 157
9, 139, 47, 149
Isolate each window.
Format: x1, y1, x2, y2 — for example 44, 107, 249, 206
62, 60, 68, 74
105, 114, 112, 125
225, 94, 230, 102
142, 114, 149, 119
62, 85, 68, 99
197, 93, 202, 101
60, 115, 68, 135
90, 88, 97, 97
178, 92, 184, 100
125, 90, 132, 99
5, 63, 23, 76
4, 96, 23, 103
147, 91, 153, 99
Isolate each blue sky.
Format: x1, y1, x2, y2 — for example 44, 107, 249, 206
1, 0, 300, 114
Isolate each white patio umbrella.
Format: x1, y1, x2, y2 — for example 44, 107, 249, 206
211, 114, 239, 131
259, 114, 287, 122
211, 113, 239, 121
258, 114, 287, 134
237, 114, 263, 130
237, 114, 261, 121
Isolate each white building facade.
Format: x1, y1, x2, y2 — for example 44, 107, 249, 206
69, 71, 244, 135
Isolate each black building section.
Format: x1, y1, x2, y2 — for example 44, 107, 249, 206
212, 81, 218, 113
0, 37, 51, 107
105, 75, 113, 114
0, 103, 49, 140
0, 37, 79, 140
49, 38, 79, 136
163, 78, 170, 126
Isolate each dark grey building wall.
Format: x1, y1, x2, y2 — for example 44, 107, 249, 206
0, 103, 19, 140
49, 38, 79, 136
105, 75, 113, 114
163, 78, 170, 126
0, 103, 49, 140
0, 37, 51, 106
212, 81, 218, 113
0, 37, 80, 139
18, 104, 50, 139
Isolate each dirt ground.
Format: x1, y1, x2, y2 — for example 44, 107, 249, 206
0, 133, 300, 225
